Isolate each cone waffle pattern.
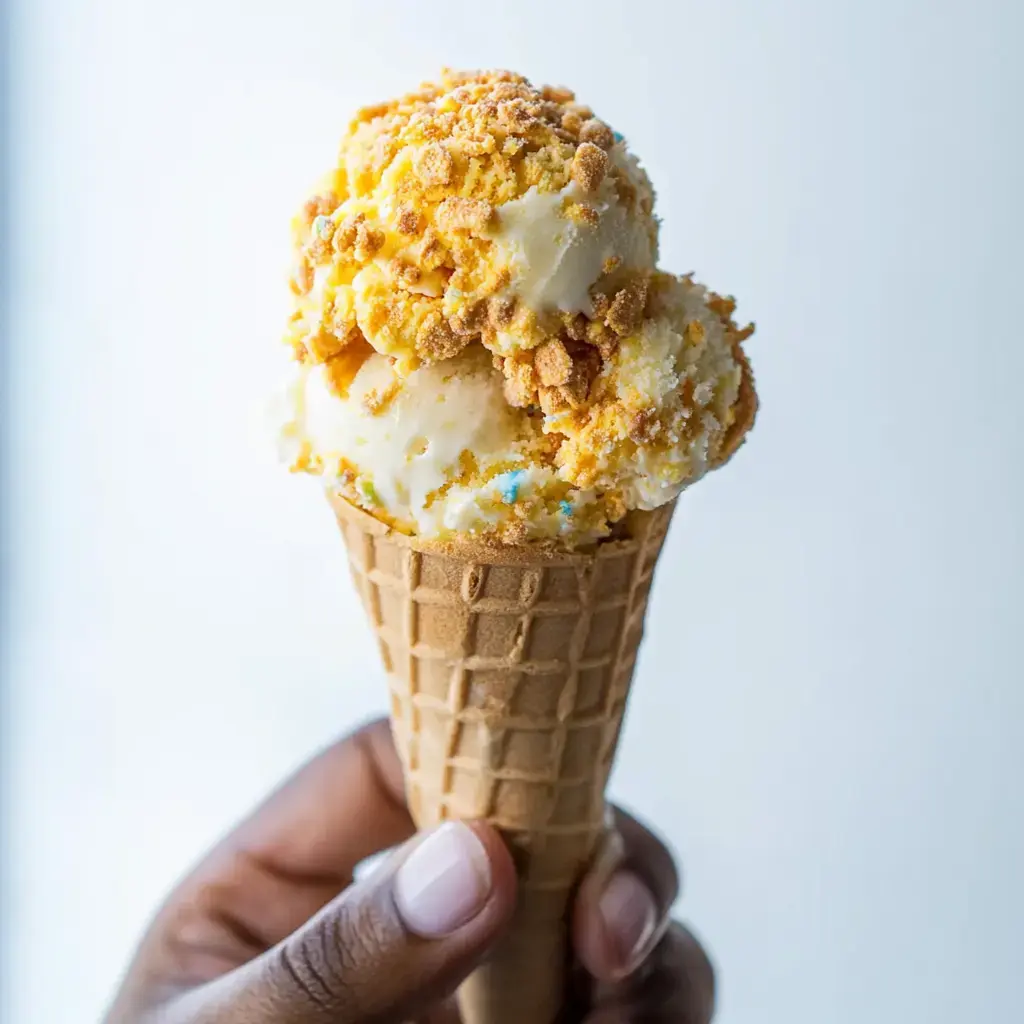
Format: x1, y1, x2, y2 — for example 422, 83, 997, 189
332, 496, 674, 1024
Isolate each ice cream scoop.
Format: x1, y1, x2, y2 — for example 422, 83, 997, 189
280, 68, 756, 544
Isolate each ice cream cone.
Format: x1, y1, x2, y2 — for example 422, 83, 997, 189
329, 493, 675, 1024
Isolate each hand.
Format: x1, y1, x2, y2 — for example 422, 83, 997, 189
105, 719, 715, 1023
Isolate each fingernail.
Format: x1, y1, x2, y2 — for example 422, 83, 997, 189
599, 870, 658, 976
394, 822, 492, 938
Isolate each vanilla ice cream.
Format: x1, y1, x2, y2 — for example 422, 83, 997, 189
279, 69, 756, 545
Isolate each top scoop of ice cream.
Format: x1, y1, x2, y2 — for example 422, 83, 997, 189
280, 69, 757, 545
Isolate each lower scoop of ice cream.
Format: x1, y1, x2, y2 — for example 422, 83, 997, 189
281, 273, 756, 545
281, 347, 607, 542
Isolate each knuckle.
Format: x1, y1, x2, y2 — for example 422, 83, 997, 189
330, 895, 393, 975
275, 927, 345, 1013
272, 887, 403, 1019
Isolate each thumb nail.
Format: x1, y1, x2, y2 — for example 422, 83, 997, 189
599, 870, 658, 977
394, 822, 492, 938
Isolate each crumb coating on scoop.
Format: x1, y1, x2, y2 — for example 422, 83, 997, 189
281, 69, 757, 544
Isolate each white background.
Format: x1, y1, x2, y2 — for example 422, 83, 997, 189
3, 1, 1022, 1021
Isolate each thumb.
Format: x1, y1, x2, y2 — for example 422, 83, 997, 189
166, 821, 517, 1024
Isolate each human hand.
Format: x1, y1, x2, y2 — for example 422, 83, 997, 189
105, 719, 714, 1023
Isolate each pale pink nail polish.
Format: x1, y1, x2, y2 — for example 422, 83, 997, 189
599, 870, 658, 975
394, 823, 492, 938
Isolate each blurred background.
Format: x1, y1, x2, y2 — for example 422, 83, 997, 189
2, 1, 1022, 1021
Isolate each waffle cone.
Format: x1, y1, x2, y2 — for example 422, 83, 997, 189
330, 494, 675, 1024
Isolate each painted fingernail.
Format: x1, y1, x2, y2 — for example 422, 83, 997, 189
599, 870, 658, 975
394, 823, 492, 938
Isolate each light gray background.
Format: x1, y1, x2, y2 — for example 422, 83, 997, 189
3, 1, 1022, 1021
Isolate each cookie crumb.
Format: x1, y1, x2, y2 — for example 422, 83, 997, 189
396, 203, 421, 234
488, 295, 516, 328
607, 277, 649, 335
502, 359, 536, 407
388, 258, 422, 288
307, 237, 331, 263
708, 292, 737, 320
561, 111, 583, 137
419, 230, 446, 269
331, 310, 360, 343
363, 381, 401, 415
559, 343, 602, 406
416, 312, 468, 361
571, 142, 609, 193
538, 385, 569, 415
354, 220, 385, 261
302, 192, 338, 223
561, 312, 588, 342
595, 332, 619, 361
606, 493, 627, 522
307, 327, 349, 362
436, 196, 494, 235
590, 291, 611, 318
450, 300, 487, 337
534, 339, 573, 386
290, 257, 314, 295
579, 119, 615, 150
324, 337, 373, 398
542, 84, 575, 103
566, 202, 600, 227
332, 215, 360, 254
413, 141, 454, 186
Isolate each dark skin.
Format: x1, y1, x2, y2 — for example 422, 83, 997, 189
106, 719, 715, 1023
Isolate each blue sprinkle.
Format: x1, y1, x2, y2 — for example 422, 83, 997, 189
312, 215, 332, 239
559, 500, 573, 518
497, 470, 527, 504
612, 130, 624, 143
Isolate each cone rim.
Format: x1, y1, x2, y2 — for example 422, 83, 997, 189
327, 492, 675, 566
